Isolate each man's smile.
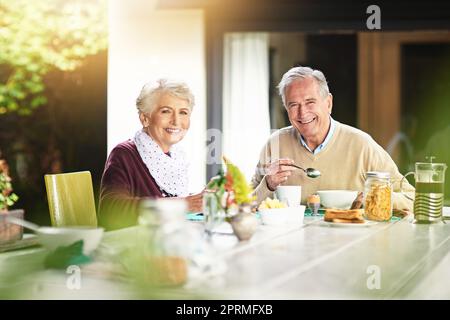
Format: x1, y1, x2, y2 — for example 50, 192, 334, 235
298, 117, 316, 124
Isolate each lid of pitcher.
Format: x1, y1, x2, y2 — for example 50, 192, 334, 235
417, 156, 447, 171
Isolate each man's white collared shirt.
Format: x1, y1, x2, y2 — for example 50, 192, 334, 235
299, 117, 336, 155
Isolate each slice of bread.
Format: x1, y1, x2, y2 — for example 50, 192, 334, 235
324, 208, 364, 221
324, 217, 365, 224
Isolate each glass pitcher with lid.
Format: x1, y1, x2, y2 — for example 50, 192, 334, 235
137, 198, 191, 286
137, 198, 220, 287
401, 156, 447, 223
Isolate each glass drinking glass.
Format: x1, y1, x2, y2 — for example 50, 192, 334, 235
203, 191, 226, 235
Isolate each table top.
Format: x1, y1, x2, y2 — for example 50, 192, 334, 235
2, 214, 450, 299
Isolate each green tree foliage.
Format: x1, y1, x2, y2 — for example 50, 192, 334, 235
0, 0, 107, 115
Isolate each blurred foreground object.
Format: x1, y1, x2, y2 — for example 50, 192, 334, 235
136, 198, 224, 287
138, 199, 191, 286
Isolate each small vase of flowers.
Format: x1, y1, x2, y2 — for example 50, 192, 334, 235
204, 157, 258, 240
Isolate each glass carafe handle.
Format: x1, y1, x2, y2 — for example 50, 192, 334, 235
400, 172, 415, 201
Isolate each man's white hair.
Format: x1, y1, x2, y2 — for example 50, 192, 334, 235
277, 66, 330, 107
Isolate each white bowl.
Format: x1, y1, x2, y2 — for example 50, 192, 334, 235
316, 190, 358, 209
37, 226, 104, 255
259, 206, 305, 226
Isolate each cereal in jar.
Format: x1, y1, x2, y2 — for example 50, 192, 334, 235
364, 171, 392, 221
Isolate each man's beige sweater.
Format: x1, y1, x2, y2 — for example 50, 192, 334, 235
251, 122, 414, 211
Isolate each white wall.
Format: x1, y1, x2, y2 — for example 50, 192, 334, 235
108, 0, 206, 192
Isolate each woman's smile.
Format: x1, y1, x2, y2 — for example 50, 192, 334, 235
165, 127, 183, 134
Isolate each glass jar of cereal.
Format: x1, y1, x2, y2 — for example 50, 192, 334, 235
364, 171, 392, 221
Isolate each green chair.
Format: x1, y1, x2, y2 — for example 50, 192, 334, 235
44, 171, 98, 227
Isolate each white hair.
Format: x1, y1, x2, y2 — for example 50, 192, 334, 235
136, 79, 195, 114
277, 66, 330, 107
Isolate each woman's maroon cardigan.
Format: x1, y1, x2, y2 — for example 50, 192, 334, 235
98, 140, 168, 230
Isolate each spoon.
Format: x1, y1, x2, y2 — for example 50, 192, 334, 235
286, 164, 321, 178
5, 216, 104, 254
5, 215, 40, 232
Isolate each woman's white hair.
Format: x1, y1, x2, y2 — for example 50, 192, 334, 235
136, 79, 195, 114
277, 66, 330, 107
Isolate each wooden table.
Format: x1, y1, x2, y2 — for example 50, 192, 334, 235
1, 214, 450, 299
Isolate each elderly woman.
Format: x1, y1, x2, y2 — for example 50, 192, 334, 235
98, 79, 203, 230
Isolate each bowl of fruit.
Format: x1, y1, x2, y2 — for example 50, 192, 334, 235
258, 198, 305, 226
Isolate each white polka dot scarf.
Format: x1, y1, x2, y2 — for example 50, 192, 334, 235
133, 129, 189, 197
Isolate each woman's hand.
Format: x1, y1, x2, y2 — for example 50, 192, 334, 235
184, 191, 204, 212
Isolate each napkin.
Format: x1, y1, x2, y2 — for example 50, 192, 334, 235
44, 240, 92, 269
186, 212, 204, 221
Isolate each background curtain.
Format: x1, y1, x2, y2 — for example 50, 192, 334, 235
223, 32, 271, 182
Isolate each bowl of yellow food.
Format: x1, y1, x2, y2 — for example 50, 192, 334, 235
258, 198, 305, 226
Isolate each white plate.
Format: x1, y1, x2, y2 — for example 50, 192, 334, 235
321, 220, 378, 228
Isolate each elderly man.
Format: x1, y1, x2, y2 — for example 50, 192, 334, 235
251, 66, 414, 211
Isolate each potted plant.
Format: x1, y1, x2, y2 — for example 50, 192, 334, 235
0, 158, 23, 243
205, 156, 258, 241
